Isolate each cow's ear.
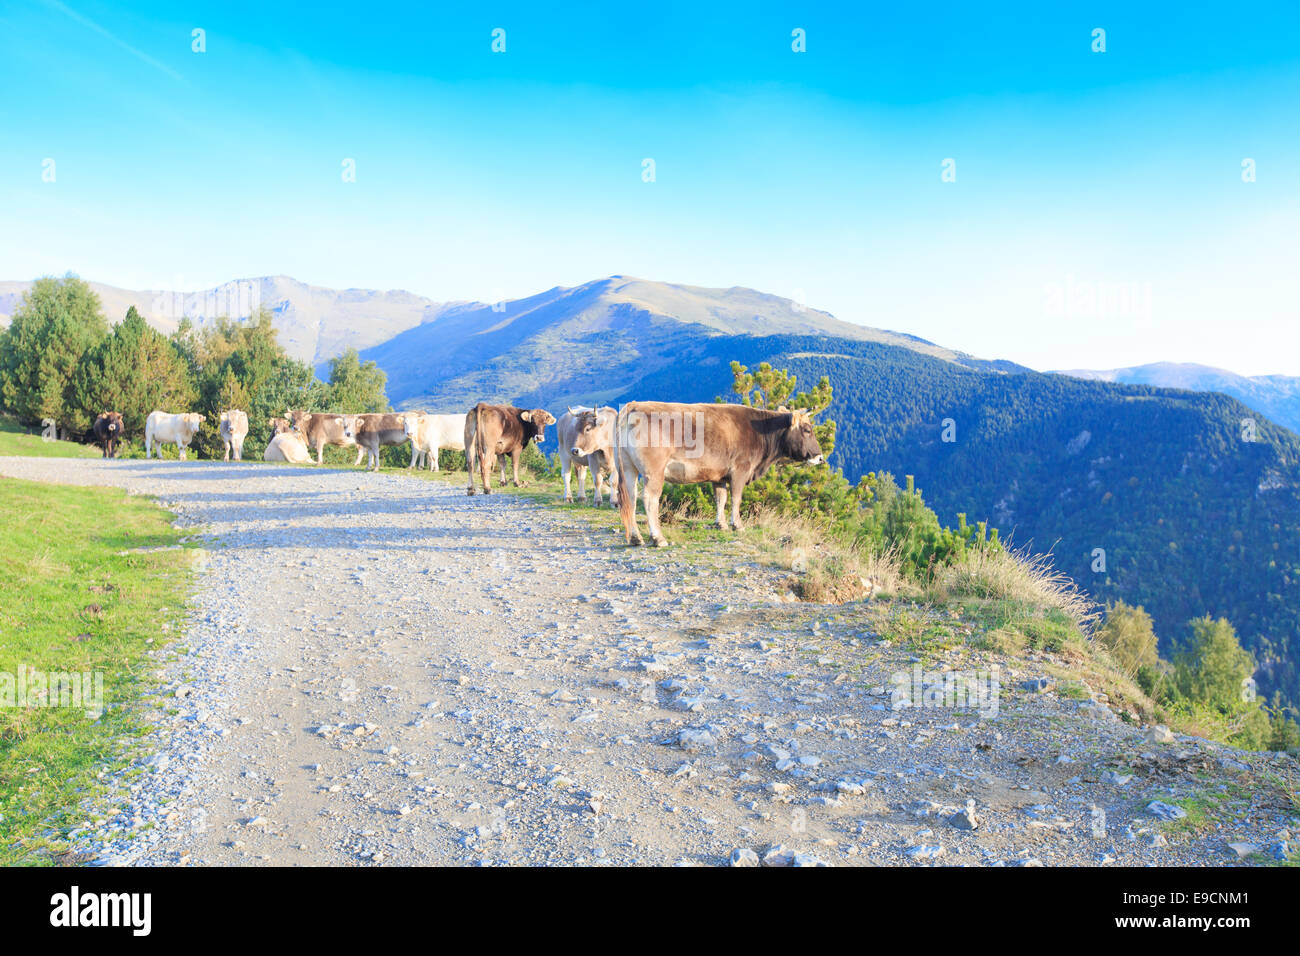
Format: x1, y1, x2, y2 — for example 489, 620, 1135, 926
335, 417, 344, 426
776, 405, 790, 413
520, 411, 533, 422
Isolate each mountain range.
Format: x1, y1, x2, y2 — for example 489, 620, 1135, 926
5, 271, 1299, 708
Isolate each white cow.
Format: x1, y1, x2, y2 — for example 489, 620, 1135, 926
219, 409, 249, 461
557, 405, 620, 507
264, 431, 312, 463
402, 412, 468, 471
145, 410, 203, 460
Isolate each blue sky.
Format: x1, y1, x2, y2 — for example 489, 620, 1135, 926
1, 1, 1298, 374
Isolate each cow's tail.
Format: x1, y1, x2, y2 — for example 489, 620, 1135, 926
465, 404, 481, 494
616, 403, 638, 543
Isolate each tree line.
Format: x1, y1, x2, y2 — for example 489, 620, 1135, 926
0, 275, 391, 460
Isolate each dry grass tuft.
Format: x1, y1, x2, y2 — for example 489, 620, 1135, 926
940, 546, 1099, 632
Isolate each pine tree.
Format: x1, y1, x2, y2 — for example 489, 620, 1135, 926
70, 306, 196, 437
0, 275, 108, 434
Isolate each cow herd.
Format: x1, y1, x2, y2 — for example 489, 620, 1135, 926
86, 400, 826, 547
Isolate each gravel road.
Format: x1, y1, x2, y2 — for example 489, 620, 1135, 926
2, 457, 1295, 867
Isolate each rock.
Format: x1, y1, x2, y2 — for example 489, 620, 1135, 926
906, 844, 945, 861
1021, 678, 1053, 693
729, 848, 759, 867
1146, 725, 1176, 744
791, 853, 831, 867
1146, 801, 1187, 821
761, 844, 796, 867
1226, 842, 1258, 859
676, 728, 716, 752
949, 800, 979, 830
1266, 841, 1290, 861
1101, 770, 1133, 786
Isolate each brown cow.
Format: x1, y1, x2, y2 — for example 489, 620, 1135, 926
92, 411, 124, 458
286, 409, 357, 465
464, 402, 557, 495
268, 417, 294, 436
615, 402, 824, 547
350, 413, 411, 471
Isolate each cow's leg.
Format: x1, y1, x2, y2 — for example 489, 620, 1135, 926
561, 454, 573, 501
730, 475, 747, 531
480, 451, 495, 494
145, 430, 152, 459
430, 447, 438, 471
643, 471, 668, 547
236, 439, 244, 461
353, 445, 366, 467
576, 462, 588, 503
512, 449, 524, 486
223, 441, 230, 462
713, 483, 729, 530
592, 463, 604, 507
178, 443, 186, 461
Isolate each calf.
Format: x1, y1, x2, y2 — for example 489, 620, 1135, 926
145, 410, 203, 460
287, 410, 357, 465
351, 413, 411, 471
615, 402, 824, 547
268, 417, 294, 436
92, 411, 124, 458
219, 409, 249, 461
464, 403, 556, 495
403, 412, 468, 471
557, 406, 619, 507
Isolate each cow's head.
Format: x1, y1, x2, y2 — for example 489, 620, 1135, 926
402, 412, 423, 439
98, 411, 122, 432
520, 409, 557, 444
339, 416, 357, 441
269, 417, 291, 435
569, 409, 604, 458
184, 413, 203, 437
781, 409, 825, 466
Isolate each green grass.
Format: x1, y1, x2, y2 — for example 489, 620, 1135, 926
0, 476, 195, 865
0, 419, 101, 459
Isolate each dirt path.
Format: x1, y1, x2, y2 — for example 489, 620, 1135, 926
2, 457, 1294, 866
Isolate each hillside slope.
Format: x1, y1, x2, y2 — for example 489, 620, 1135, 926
1057, 363, 1300, 435
498, 333, 1300, 713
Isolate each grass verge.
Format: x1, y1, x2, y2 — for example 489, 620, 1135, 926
0, 476, 195, 865
0, 418, 102, 460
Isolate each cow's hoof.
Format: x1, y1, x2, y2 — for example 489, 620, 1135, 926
466, 489, 476, 496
